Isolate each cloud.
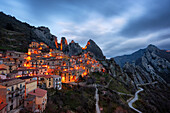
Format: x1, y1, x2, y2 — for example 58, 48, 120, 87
0, 0, 170, 57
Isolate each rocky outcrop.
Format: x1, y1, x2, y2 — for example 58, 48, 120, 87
33, 26, 56, 48
68, 40, 82, 56
100, 58, 136, 91
84, 39, 105, 60
114, 44, 170, 84
60, 37, 69, 53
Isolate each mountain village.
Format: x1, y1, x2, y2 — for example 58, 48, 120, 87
0, 38, 105, 113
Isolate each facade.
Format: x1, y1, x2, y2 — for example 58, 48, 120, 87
19, 76, 37, 95
28, 88, 47, 113
24, 95, 36, 112
37, 75, 53, 89
51, 75, 62, 90
0, 79, 25, 112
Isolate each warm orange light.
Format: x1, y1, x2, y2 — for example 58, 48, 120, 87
63, 69, 67, 71
60, 40, 63, 51
54, 37, 59, 48
83, 72, 87, 76
62, 77, 65, 82
26, 56, 31, 61
28, 52, 31, 55
30, 74, 33, 76
70, 76, 73, 80
39, 47, 42, 50
42, 65, 48, 68
82, 41, 90, 50
34, 50, 38, 54
15, 75, 22, 78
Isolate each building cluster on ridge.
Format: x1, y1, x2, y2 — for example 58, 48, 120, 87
0, 40, 105, 113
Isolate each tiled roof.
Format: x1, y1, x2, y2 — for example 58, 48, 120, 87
28, 88, 47, 97
0, 103, 8, 110
0, 79, 25, 87
36, 75, 52, 78
51, 75, 61, 78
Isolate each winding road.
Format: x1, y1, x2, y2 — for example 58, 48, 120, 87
128, 87, 143, 113
128, 82, 157, 113
95, 84, 101, 113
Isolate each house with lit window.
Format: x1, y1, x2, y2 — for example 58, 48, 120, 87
0, 79, 25, 112
18, 76, 37, 95
24, 95, 36, 112
51, 75, 62, 90
28, 88, 47, 113
61, 70, 76, 83
37, 75, 53, 89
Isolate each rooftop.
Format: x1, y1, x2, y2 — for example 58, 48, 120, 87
0, 79, 25, 87
0, 103, 8, 111
51, 75, 61, 78
28, 88, 47, 97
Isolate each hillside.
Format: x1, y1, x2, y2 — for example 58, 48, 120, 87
0, 12, 56, 52
114, 44, 170, 83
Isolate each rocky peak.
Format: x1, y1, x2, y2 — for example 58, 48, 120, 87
68, 41, 82, 56
37, 26, 50, 33
60, 37, 69, 52
71, 40, 75, 43
146, 44, 159, 53
61, 37, 68, 45
85, 39, 105, 60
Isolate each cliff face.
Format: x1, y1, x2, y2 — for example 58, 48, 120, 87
84, 39, 105, 60
114, 44, 170, 84
33, 27, 56, 48
59, 38, 105, 60
68, 40, 82, 56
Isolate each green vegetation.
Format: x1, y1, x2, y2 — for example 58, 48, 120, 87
44, 84, 95, 113
108, 78, 130, 94
89, 72, 112, 85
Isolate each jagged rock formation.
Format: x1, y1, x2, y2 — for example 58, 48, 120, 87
33, 26, 56, 48
100, 58, 136, 92
83, 39, 105, 60
68, 40, 82, 56
60, 37, 69, 53
58, 38, 105, 59
114, 44, 170, 84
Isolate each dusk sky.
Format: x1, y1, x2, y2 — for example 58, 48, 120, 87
0, 0, 170, 57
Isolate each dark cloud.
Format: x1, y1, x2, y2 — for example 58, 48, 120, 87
0, 0, 170, 57
119, 0, 170, 38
